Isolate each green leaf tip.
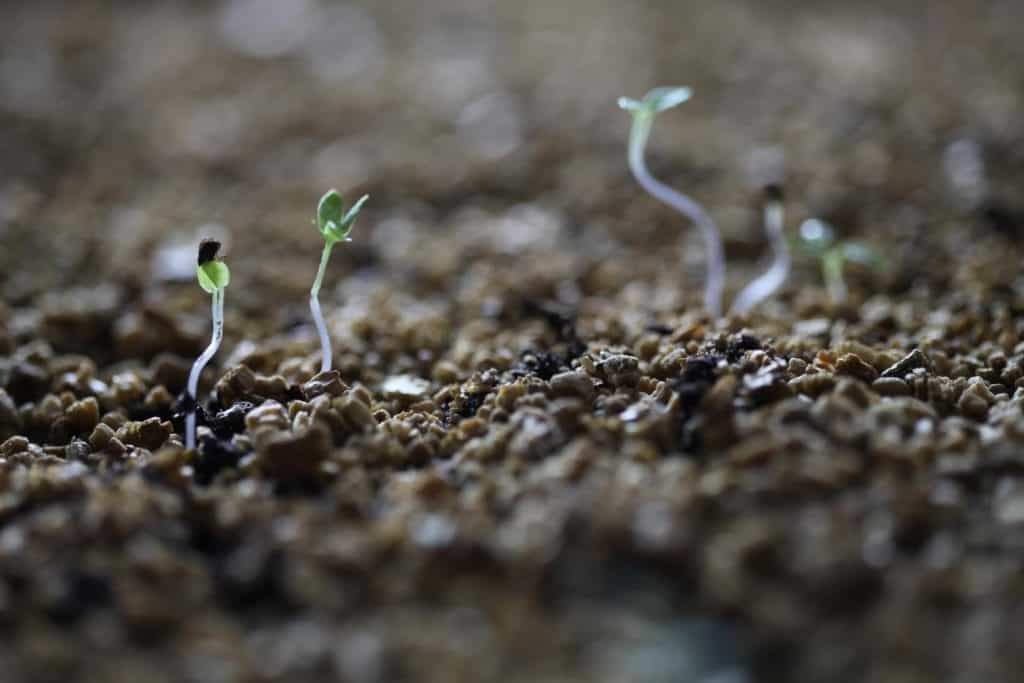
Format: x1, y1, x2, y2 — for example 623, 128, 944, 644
317, 190, 344, 231
617, 96, 644, 112
618, 87, 693, 116
317, 189, 369, 244
197, 260, 231, 293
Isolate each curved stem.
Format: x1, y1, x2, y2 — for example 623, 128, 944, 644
310, 242, 335, 373
730, 200, 790, 315
186, 287, 224, 450
627, 114, 724, 317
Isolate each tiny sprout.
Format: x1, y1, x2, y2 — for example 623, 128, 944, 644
796, 219, 884, 303
730, 184, 791, 315
310, 189, 368, 373
187, 239, 230, 450
619, 87, 725, 317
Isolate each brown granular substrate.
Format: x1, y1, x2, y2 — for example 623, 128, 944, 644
4, 1, 1024, 681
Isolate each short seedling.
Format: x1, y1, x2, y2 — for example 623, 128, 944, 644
730, 185, 791, 315
310, 189, 368, 373
796, 219, 883, 303
619, 87, 725, 317
187, 239, 230, 450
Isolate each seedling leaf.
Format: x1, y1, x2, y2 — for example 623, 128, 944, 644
619, 87, 693, 117
318, 190, 368, 243
197, 260, 230, 293
341, 194, 369, 229
317, 189, 344, 233
617, 96, 644, 112
645, 86, 692, 113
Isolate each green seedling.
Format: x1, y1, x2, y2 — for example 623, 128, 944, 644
730, 185, 791, 315
619, 87, 725, 317
796, 219, 884, 303
310, 189, 368, 373
187, 239, 230, 450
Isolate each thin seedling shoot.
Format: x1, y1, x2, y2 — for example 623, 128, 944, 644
310, 189, 368, 373
730, 184, 791, 315
619, 87, 725, 317
797, 218, 884, 303
187, 239, 230, 450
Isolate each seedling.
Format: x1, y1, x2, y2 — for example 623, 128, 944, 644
187, 239, 230, 450
310, 189, 368, 373
730, 185, 791, 315
796, 219, 884, 303
619, 87, 725, 317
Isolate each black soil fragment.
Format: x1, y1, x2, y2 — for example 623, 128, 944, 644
207, 401, 253, 438
172, 391, 198, 418
171, 396, 252, 443
725, 334, 762, 363
673, 355, 721, 415
671, 354, 722, 453
512, 349, 565, 381
452, 389, 487, 422
193, 436, 246, 486
520, 297, 586, 359
880, 348, 931, 379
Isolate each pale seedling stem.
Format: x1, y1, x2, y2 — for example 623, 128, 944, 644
187, 240, 230, 451
620, 87, 725, 317
730, 188, 791, 315
310, 242, 334, 374
310, 190, 368, 373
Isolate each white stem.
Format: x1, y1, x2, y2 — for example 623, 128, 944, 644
310, 242, 334, 373
310, 293, 331, 373
628, 114, 724, 317
186, 287, 224, 450
730, 200, 790, 315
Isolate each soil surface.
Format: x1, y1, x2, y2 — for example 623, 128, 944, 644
3, 1, 1024, 681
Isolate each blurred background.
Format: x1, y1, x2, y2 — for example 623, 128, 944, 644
4, 0, 1024, 324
